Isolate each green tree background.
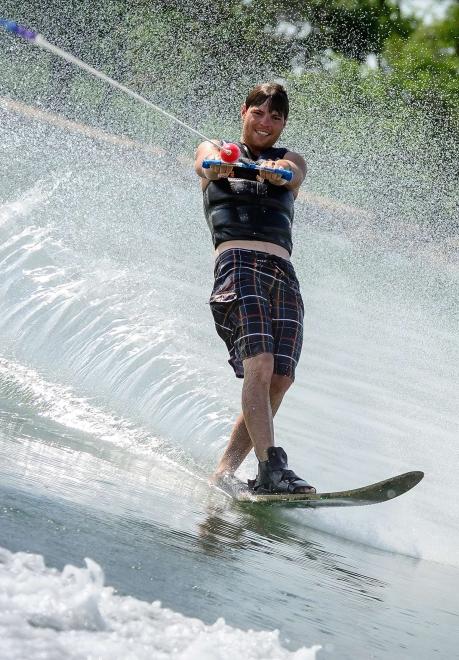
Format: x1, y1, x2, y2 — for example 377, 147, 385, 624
1, 0, 457, 127
0, 0, 457, 237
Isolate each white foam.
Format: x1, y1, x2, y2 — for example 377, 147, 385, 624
0, 547, 321, 660
0, 174, 68, 227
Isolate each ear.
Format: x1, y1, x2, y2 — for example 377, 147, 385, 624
241, 103, 248, 118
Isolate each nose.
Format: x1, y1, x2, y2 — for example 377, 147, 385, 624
258, 116, 272, 130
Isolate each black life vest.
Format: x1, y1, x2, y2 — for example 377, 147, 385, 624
203, 142, 295, 254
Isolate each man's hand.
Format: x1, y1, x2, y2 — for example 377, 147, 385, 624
206, 159, 234, 179
195, 140, 235, 181
256, 159, 290, 186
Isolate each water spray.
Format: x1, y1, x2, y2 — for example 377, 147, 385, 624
0, 19, 292, 181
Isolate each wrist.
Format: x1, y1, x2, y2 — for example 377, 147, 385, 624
203, 167, 217, 180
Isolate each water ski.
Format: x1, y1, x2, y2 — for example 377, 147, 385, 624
217, 471, 424, 508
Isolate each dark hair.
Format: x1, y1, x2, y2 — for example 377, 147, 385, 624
245, 83, 289, 120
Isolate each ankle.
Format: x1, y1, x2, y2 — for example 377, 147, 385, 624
256, 449, 270, 462
213, 468, 234, 479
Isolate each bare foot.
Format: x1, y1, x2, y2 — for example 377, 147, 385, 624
208, 471, 233, 486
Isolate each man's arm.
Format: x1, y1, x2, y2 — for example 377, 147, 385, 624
194, 140, 234, 188
281, 151, 307, 196
257, 151, 307, 198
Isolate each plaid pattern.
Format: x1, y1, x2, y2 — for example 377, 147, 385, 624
209, 248, 304, 379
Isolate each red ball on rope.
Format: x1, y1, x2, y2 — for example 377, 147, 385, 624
220, 142, 241, 163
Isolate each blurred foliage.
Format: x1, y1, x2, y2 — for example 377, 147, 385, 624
382, 3, 459, 128
0, 0, 457, 130
0, 0, 456, 236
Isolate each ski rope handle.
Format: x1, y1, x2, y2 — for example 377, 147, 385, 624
202, 159, 293, 182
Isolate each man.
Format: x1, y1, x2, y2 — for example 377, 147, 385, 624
194, 83, 315, 494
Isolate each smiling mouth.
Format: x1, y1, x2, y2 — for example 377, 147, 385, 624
255, 130, 270, 136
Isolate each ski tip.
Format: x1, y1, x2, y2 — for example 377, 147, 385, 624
407, 470, 424, 481
415, 470, 424, 481
397, 470, 424, 492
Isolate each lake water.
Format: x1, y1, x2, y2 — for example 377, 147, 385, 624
0, 105, 458, 659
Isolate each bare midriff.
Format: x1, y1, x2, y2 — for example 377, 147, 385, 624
215, 240, 290, 261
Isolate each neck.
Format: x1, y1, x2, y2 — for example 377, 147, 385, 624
239, 140, 261, 159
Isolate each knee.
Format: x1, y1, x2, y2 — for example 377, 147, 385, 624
270, 374, 293, 401
243, 353, 274, 387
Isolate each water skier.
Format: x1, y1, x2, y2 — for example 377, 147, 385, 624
195, 83, 315, 494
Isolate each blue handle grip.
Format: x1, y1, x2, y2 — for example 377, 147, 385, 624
202, 159, 293, 182
0, 19, 37, 40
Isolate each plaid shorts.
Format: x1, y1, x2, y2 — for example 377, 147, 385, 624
209, 248, 304, 380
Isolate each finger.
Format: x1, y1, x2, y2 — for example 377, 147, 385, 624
218, 168, 234, 178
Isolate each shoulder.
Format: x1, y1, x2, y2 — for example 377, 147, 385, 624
284, 150, 307, 177
268, 146, 307, 171
195, 139, 220, 159
284, 150, 306, 167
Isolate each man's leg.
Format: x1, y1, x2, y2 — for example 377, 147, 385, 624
214, 355, 293, 477
242, 352, 275, 461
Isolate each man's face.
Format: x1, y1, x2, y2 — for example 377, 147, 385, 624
241, 100, 286, 152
